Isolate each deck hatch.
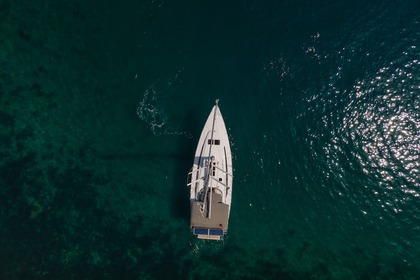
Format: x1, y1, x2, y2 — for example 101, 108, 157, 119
207, 139, 220, 145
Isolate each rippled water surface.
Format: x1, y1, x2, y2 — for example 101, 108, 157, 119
0, 0, 419, 279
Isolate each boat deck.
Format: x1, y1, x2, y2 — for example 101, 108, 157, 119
190, 192, 229, 231
188, 100, 232, 240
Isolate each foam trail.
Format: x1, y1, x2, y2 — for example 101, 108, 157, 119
136, 83, 192, 138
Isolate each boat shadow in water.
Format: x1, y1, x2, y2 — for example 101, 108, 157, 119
171, 109, 201, 222
93, 109, 201, 223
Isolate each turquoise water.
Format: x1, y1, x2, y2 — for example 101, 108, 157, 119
1, 0, 419, 279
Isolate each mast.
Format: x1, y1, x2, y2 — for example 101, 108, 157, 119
208, 99, 219, 159
201, 99, 219, 218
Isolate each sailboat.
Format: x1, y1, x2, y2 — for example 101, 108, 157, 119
187, 99, 233, 240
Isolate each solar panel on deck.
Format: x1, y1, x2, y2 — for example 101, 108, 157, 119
193, 228, 224, 236
193, 228, 208, 235
209, 228, 224, 236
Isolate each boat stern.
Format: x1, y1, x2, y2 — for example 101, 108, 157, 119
193, 227, 225, 240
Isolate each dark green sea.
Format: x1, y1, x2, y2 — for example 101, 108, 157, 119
1, 0, 419, 279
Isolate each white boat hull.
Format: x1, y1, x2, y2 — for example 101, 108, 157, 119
187, 100, 233, 240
